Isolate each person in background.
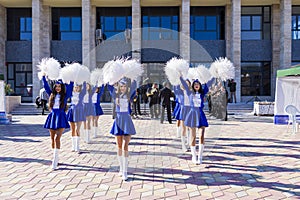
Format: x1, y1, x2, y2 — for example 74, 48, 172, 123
132, 88, 142, 117
39, 88, 49, 115
159, 81, 173, 124
228, 79, 237, 103
147, 82, 160, 118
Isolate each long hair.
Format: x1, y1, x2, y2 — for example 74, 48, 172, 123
192, 80, 203, 94
49, 84, 66, 110
116, 83, 130, 100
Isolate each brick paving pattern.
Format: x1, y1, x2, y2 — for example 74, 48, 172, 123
0, 114, 299, 199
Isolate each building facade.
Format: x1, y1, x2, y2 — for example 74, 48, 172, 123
0, 0, 298, 102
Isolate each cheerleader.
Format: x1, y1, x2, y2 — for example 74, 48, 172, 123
91, 84, 105, 138
67, 82, 86, 153
108, 78, 137, 181
181, 80, 192, 152
173, 85, 189, 152
42, 75, 74, 170
180, 76, 208, 164
83, 83, 96, 143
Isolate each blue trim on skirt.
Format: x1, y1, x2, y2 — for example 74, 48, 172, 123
67, 104, 86, 122
93, 104, 104, 116
84, 103, 94, 116
184, 107, 208, 128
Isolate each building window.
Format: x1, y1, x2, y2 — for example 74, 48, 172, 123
7, 8, 32, 41
190, 7, 225, 40
7, 63, 33, 102
241, 62, 271, 96
142, 7, 179, 40
241, 7, 271, 40
292, 6, 300, 39
52, 8, 82, 40
96, 8, 132, 40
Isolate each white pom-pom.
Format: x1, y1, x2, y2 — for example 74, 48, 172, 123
165, 65, 181, 85
38, 71, 44, 80
76, 65, 91, 84
196, 65, 212, 84
123, 59, 143, 81
37, 57, 61, 80
210, 57, 235, 81
209, 60, 220, 78
186, 67, 198, 82
217, 57, 235, 81
165, 57, 189, 85
90, 68, 103, 86
59, 63, 90, 84
103, 59, 125, 85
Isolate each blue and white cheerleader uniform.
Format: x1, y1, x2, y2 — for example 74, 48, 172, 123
180, 77, 209, 128
83, 86, 96, 117
42, 76, 74, 130
108, 81, 137, 136
67, 82, 86, 122
92, 85, 105, 116
173, 85, 184, 121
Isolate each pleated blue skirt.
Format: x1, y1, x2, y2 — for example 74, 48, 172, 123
67, 104, 86, 122
84, 103, 94, 116
93, 104, 104, 116
44, 108, 70, 130
184, 107, 208, 128
110, 112, 136, 136
180, 105, 190, 121
173, 103, 182, 120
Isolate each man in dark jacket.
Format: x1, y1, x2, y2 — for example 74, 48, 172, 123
159, 81, 173, 124
147, 82, 160, 118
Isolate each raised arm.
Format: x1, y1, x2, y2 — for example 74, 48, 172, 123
42, 76, 52, 96
65, 81, 74, 99
180, 76, 191, 96
79, 82, 87, 99
203, 83, 209, 96
97, 84, 105, 103
107, 84, 116, 99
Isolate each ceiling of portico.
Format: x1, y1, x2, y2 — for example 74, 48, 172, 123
1, 0, 300, 8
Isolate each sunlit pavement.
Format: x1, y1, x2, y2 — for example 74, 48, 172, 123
0, 113, 299, 199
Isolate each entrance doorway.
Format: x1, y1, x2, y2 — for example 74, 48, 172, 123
7, 63, 33, 102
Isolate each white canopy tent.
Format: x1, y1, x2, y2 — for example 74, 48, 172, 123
274, 67, 300, 124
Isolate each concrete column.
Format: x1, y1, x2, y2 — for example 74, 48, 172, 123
32, 0, 51, 102
231, 0, 241, 102
132, 0, 141, 60
90, 6, 96, 69
272, 4, 280, 98
0, 5, 6, 80
225, 4, 231, 59
82, 0, 95, 70
280, 0, 292, 69
180, 0, 190, 61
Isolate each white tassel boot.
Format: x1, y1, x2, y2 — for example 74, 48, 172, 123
51, 148, 59, 170
74, 136, 80, 153
71, 137, 75, 151
122, 156, 128, 181
181, 134, 188, 152
117, 156, 123, 176
191, 146, 197, 164
197, 144, 204, 165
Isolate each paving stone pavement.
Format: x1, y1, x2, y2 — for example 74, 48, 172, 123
0, 114, 299, 200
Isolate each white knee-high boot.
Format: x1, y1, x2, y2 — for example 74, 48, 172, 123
71, 137, 75, 151
186, 129, 190, 150
181, 134, 188, 152
117, 156, 123, 176
85, 129, 90, 144
190, 146, 197, 164
177, 126, 182, 138
52, 148, 59, 170
93, 126, 97, 138
197, 144, 204, 164
122, 156, 128, 181
74, 136, 80, 153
